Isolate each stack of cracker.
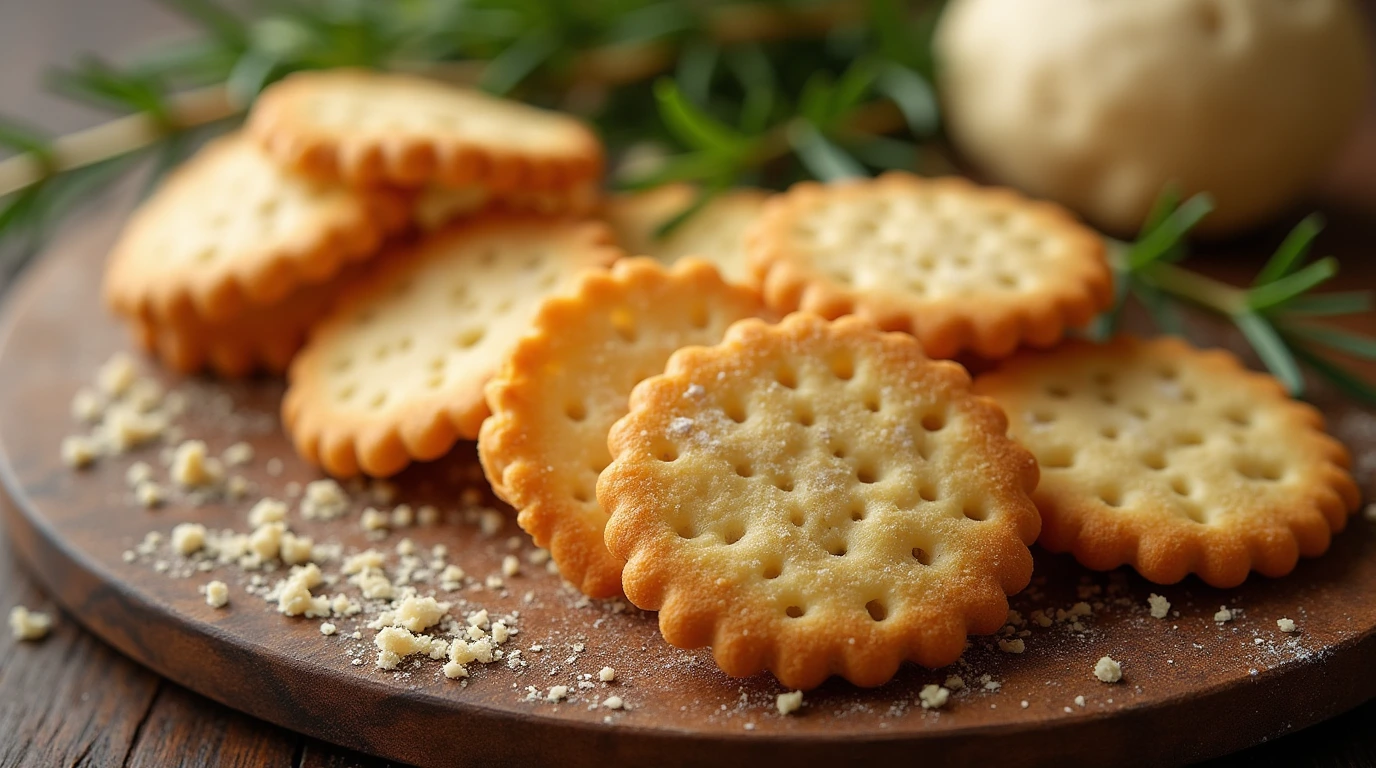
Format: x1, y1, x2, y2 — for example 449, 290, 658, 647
104, 69, 606, 377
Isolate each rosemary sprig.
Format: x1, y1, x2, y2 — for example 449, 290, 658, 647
0, 0, 919, 242
1099, 190, 1376, 403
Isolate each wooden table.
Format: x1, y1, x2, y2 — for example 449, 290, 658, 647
2, 2, 1376, 765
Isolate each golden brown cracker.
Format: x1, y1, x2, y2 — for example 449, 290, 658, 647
480, 258, 764, 597
974, 336, 1360, 587
599, 313, 1041, 689
748, 172, 1112, 359
103, 132, 407, 326
248, 69, 604, 191
283, 216, 621, 478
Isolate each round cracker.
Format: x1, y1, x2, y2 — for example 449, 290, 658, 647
599, 313, 1041, 689
284, 216, 622, 478
974, 336, 1360, 588
103, 132, 408, 326
748, 172, 1113, 359
248, 69, 604, 191
480, 258, 765, 597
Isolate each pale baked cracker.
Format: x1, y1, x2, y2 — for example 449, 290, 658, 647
601, 184, 771, 285
973, 336, 1360, 588
599, 313, 1041, 689
748, 172, 1112, 359
249, 69, 603, 191
480, 258, 764, 597
284, 216, 621, 478
104, 132, 407, 326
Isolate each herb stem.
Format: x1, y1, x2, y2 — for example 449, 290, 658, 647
746, 101, 906, 168
0, 85, 238, 199
1140, 262, 1248, 317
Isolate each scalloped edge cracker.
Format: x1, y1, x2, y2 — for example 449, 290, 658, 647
103, 132, 408, 327
284, 216, 621, 478
249, 69, 603, 191
974, 336, 1360, 587
599, 313, 1040, 689
748, 172, 1112, 359
480, 257, 765, 597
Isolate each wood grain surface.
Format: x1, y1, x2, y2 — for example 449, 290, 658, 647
3, 2, 1376, 767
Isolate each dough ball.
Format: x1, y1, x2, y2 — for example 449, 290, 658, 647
935, 0, 1371, 235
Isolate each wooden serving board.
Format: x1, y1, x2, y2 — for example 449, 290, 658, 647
3, 211, 1376, 768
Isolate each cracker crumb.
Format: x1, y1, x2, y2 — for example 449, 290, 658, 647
1147, 593, 1170, 619
375, 626, 432, 669
390, 504, 414, 528
249, 522, 285, 560
61, 435, 97, 468
170, 440, 222, 488
1094, 656, 1122, 683
599, 666, 617, 682
320, 622, 337, 636
9, 606, 52, 640
280, 532, 314, 566
440, 564, 466, 590
1074, 695, 1086, 707
502, 554, 520, 577
1214, 606, 1233, 623
547, 685, 570, 702
97, 353, 137, 396
71, 388, 104, 423
1020, 700, 1029, 709
300, 479, 348, 520
602, 695, 625, 710
125, 461, 153, 487
944, 675, 965, 691
222, 442, 254, 466
776, 690, 804, 715
998, 638, 1025, 654
278, 563, 329, 617
171, 523, 207, 555
393, 595, 450, 632
1277, 618, 1297, 633
248, 498, 288, 526
360, 507, 389, 532
135, 481, 165, 508
919, 684, 950, 710
491, 621, 511, 644
205, 580, 229, 608
343, 549, 386, 574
